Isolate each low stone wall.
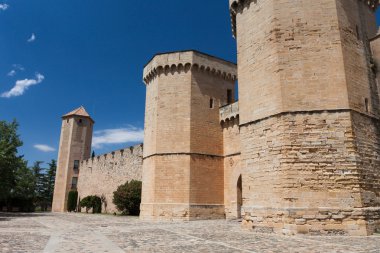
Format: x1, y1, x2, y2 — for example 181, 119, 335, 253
77, 144, 143, 213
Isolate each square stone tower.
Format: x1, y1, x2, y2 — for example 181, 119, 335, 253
52, 106, 94, 212
230, 0, 380, 235
140, 51, 237, 220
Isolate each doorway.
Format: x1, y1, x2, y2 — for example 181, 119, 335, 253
237, 175, 242, 218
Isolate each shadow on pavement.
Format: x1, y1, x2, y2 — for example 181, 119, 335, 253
0, 212, 52, 221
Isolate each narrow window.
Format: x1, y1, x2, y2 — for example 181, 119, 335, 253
365, 98, 369, 113
210, 98, 214, 109
78, 119, 83, 124
356, 25, 360, 40
71, 177, 78, 190
227, 89, 233, 104
73, 160, 80, 172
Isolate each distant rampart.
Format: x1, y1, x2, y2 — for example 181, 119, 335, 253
77, 144, 143, 213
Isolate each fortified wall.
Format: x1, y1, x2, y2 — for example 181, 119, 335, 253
77, 144, 143, 213
229, 0, 380, 235
140, 50, 238, 220
220, 102, 242, 219
52, 0, 380, 236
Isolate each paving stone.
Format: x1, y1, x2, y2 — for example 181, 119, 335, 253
0, 212, 379, 252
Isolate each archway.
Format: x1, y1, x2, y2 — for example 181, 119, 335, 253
237, 175, 242, 218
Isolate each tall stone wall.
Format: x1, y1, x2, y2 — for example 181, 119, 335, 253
337, 0, 379, 117
239, 111, 376, 235
230, 0, 380, 235
77, 144, 143, 213
52, 115, 93, 212
351, 112, 380, 233
220, 102, 242, 219
230, 0, 350, 124
141, 51, 237, 221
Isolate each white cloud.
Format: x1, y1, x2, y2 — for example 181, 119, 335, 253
13, 64, 25, 71
27, 33, 36, 43
7, 70, 16, 76
92, 127, 144, 149
0, 4, 9, 11
34, 144, 56, 152
7, 64, 24, 77
1, 73, 45, 98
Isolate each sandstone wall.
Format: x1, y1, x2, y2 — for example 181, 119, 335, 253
52, 116, 93, 212
351, 112, 380, 233
337, 0, 379, 117
141, 60, 193, 220
240, 111, 357, 209
230, 0, 380, 235
77, 144, 143, 213
220, 103, 242, 219
239, 111, 380, 235
141, 51, 237, 220
52, 118, 72, 212
230, 0, 349, 125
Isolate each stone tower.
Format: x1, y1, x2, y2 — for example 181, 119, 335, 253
230, 0, 380, 235
140, 51, 237, 220
52, 106, 94, 212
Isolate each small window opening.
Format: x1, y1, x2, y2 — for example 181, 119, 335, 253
356, 25, 360, 40
365, 98, 369, 113
66, 119, 69, 123
227, 89, 233, 104
73, 160, 80, 171
210, 98, 214, 109
78, 119, 82, 124
71, 177, 78, 190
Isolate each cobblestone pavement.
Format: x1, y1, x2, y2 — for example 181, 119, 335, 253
0, 212, 380, 253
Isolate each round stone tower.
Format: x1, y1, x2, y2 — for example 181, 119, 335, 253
52, 106, 94, 212
140, 50, 237, 220
230, 0, 380, 235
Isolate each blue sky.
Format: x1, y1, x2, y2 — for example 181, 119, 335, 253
0, 0, 237, 166
0, 1, 379, 167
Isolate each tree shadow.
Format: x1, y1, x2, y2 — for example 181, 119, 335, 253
0, 212, 52, 221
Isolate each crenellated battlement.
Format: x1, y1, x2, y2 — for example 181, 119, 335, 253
220, 102, 239, 123
77, 143, 143, 213
229, 0, 380, 37
143, 50, 237, 84
81, 143, 143, 166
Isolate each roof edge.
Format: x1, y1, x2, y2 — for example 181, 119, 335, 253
144, 49, 236, 68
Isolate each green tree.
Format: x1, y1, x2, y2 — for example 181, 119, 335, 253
0, 120, 24, 204
10, 160, 36, 211
67, 190, 78, 212
80, 195, 101, 213
41, 160, 56, 210
113, 180, 142, 215
31, 161, 44, 208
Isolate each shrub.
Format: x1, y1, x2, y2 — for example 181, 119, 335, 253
113, 180, 142, 215
80, 195, 102, 214
92, 196, 102, 213
67, 191, 78, 212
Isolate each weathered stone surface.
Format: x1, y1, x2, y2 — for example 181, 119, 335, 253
232, 0, 380, 235
77, 144, 143, 213
141, 51, 237, 221
52, 107, 94, 212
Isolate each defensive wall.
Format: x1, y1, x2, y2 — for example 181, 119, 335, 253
77, 144, 143, 213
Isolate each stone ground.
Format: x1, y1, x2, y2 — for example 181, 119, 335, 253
0, 213, 379, 253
